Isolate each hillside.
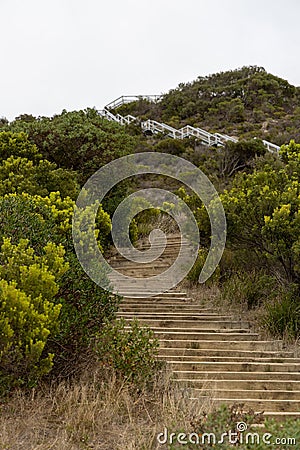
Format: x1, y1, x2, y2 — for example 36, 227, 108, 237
1, 66, 300, 447
114, 66, 300, 145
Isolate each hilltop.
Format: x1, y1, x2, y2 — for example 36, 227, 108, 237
114, 66, 300, 145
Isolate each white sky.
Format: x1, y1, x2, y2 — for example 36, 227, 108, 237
1, 0, 300, 120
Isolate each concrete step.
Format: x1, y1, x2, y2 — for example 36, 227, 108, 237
168, 360, 300, 372
172, 370, 300, 381
157, 347, 293, 359
158, 339, 284, 351
173, 378, 300, 391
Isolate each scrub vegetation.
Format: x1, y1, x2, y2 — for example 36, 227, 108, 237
1, 66, 300, 448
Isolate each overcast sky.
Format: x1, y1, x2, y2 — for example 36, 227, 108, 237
1, 0, 300, 120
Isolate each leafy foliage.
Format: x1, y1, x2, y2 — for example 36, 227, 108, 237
0, 131, 41, 162
186, 403, 300, 449
0, 132, 79, 198
222, 141, 300, 283
0, 192, 118, 379
220, 270, 277, 310
4, 109, 137, 183
261, 287, 300, 339
96, 318, 160, 385
187, 248, 220, 285
114, 66, 300, 144
0, 238, 68, 392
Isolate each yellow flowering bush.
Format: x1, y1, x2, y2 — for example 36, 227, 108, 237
0, 238, 68, 391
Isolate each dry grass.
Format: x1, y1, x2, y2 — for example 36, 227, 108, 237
182, 280, 300, 355
0, 367, 213, 450
180, 281, 220, 308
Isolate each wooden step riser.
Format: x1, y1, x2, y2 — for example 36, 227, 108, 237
151, 331, 257, 340
117, 293, 188, 299
190, 397, 300, 413
121, 319, 249, 330
120, 297, 190, 302
108, 234, 300, 416
117, 313, 234, 320
112, 253, 181, 259
172, 371, 300, 380
168, 361, 300, 372
114, 293, 185, 298
110, 264, 178, 271
191, 388, 300, 401
157, 347, 293, 359
157, 339, 284, 351
173, 378, 300, 391
110, 254, 182, 264
111, 254, 180, 262
110, 268, 173, 275
157, 355, 298, 363
120, 301, 192, 306
111, 247, 181, 253
119, 306, 212, 312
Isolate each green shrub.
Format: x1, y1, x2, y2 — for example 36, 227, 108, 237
0, 193, 118, 379
187, 248, 220, 285
129, 218, 138, 244
219, 249, 267, 282
0, 131, 41, 162
135, 208, 161, 238
5, 109, 137, 183
0, 132, 79, 199
261, 287, 300, 339
220, 271, 277, 310
154, 138, 187, 156
184, 403, 300, 449
0, 238, 68, 393
96, 318, 160, 386
221, 142, 300, 285
49, 252, 120, 377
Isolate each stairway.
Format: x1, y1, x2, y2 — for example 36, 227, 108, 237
99, 95, 281, 153
110, 234, 300, 419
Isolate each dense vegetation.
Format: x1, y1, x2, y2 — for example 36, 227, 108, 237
0, 112, 141, 392
1, 66, 300, 445
114, 66, 300, 340
116, 65, 300, 145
